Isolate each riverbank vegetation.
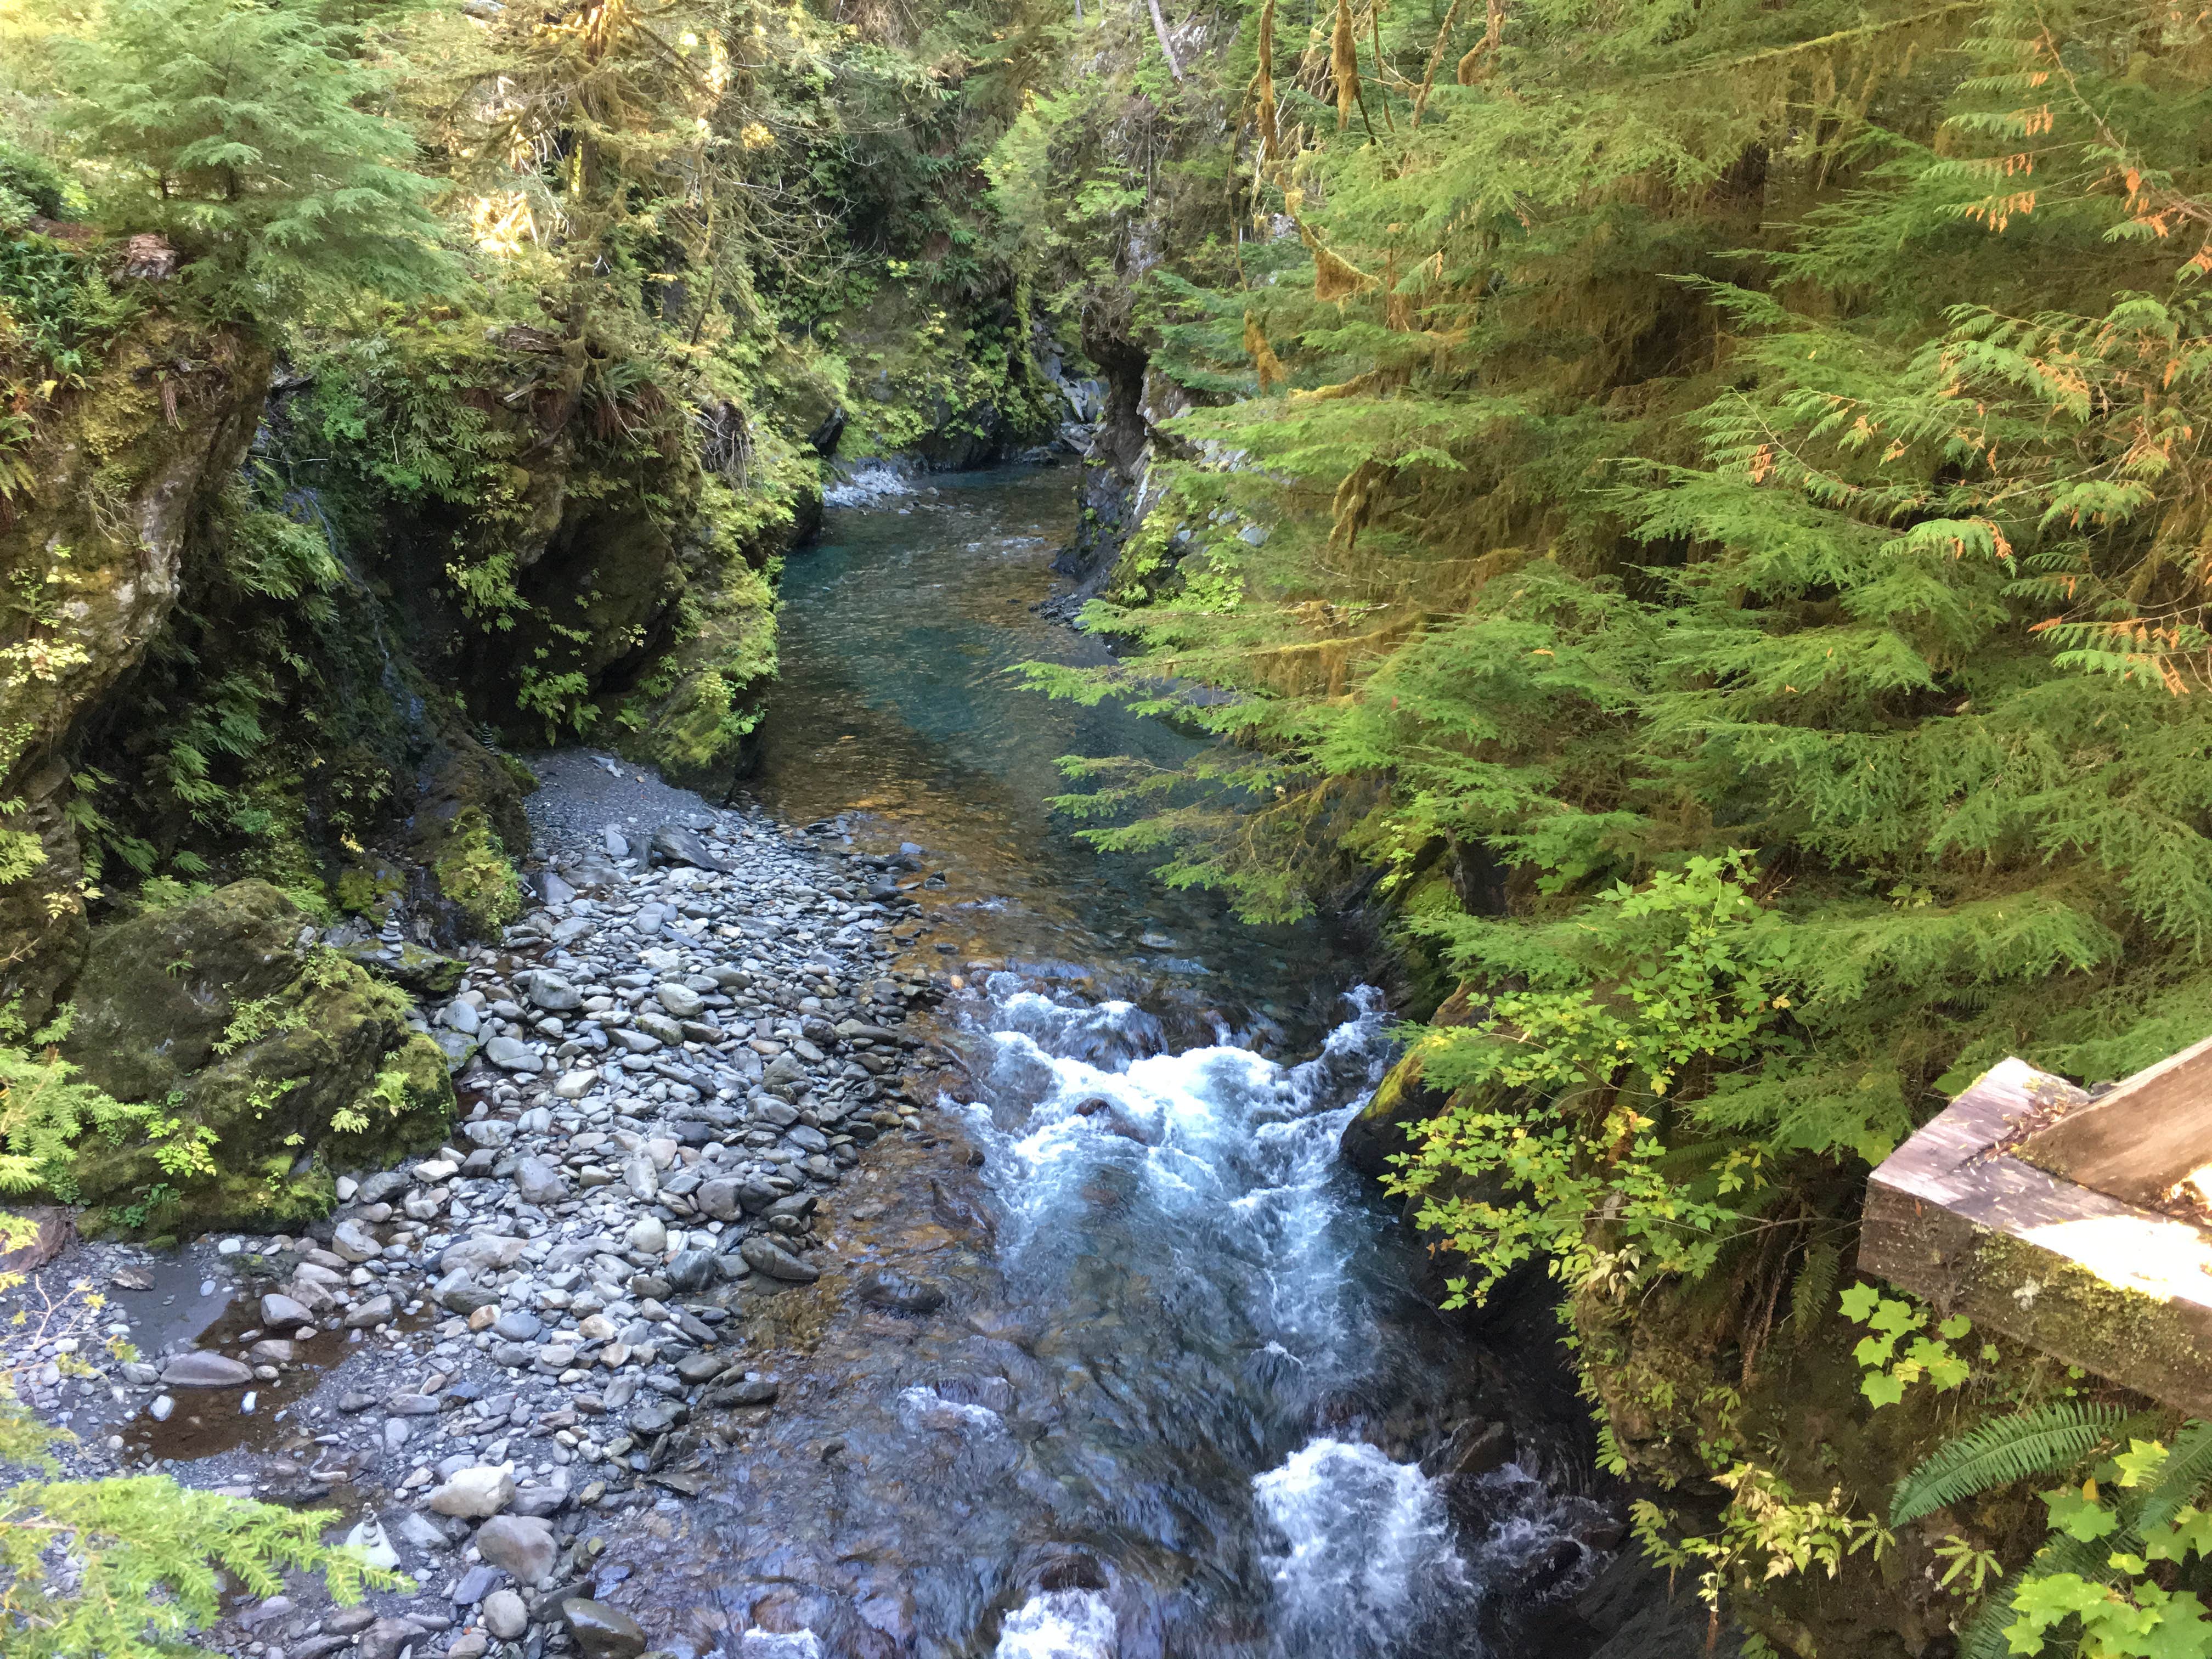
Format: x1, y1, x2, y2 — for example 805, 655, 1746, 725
995, 0, 2212, 1650
5, 0, 2212, 1649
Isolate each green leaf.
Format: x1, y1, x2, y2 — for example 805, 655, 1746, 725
2044, 1487, 2120, 1543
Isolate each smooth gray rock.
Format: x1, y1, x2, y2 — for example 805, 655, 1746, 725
472, 1514, 557, 1585
528, 973, 584, 1013
514, 1155, 569, 1205
259, 1292, 313, 1327
695, 1178, 741, 1221
330, 1219, 382, 1263
647, 825, 732, 873
161, 1351, 253, 1389
484, 1035, 544, 1073
440, 1234, 528, 1276
345, 1294, 396, 1328
451, 1564, 505, 1605
492, 1310, 543, 1343
655, 982, 706, 1019
482, 1588, 529, 1640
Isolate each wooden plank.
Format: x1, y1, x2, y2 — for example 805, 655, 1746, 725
1861, 1057, 2212, 1415
2016, 1031, 2212, 1205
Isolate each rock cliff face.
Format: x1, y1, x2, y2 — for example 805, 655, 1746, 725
0, 314, 272, 1026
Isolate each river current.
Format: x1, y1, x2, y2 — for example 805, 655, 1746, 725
641, 464, 1623, 1658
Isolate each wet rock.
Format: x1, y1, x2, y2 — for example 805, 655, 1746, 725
665, 1248, 716, 1292
482, 1589, 528, 1641
738, 1235, 818, 1282
161, 1351, 252, 1389
1421, 1418, 1513, 1479
259, 1291, 313, 1327
675, 1352, 731, 1384
695, 1178, 741, 1221
561, 1600, 647, 1659
855, 1267, 945, 1314
427, 1465, 515, 1518
705, 1376, 779, 1407
473, 1514, 557, 1585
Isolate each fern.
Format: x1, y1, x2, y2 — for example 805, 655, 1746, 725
1788, 1241, 1841, 1345
2136, 1419, 2212, 1535
1891, 1402, 2126, 1527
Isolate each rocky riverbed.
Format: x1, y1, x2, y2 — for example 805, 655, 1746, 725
1, 752, 979, 1659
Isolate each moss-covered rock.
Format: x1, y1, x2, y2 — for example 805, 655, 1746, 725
0, 303, 273, 1028
409, 741, 533, 936
59, 878, 450, 1233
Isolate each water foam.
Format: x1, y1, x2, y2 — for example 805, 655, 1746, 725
1255, 1438, 1471, 1653
993, 1589, 1119, 1658
823, 461, 918, 506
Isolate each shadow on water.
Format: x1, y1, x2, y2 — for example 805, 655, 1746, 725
624, 465, 1620, 1659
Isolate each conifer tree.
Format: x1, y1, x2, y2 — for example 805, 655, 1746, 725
54, 0, 453, 318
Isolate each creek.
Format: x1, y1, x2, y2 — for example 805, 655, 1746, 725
631, 464, 1627, 1658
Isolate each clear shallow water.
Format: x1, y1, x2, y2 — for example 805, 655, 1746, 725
751, 466, 1335, 1025
676, 467, 1613, 1659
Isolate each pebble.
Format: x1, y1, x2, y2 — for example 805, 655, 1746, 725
428, 1465, 515, 1519
481, 1589, 529, 1640
3, 792, 947, 1656
473, 1514, 557, 1585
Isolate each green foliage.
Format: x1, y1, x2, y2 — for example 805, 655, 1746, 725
53, 0, 453, 319
0, 1386, 406, 1657
1893, 1402, 2131, 1527
0, 1041, 143, 1203
1841, 1285, 1974, 1409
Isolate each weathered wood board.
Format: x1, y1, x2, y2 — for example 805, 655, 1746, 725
2015, 1031, 2212, 1206
1862, 1056, 2212, 1415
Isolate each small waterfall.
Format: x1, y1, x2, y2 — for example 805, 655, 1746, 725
951, 979, 1607, 1657
995, 1590, 1120, 1658
1254, 1439, 1470, 1654
822, 459, 921, 507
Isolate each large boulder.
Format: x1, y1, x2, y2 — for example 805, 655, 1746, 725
62, 880, 451, 1234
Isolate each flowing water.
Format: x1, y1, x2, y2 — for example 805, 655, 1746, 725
633, 466, 1620, 1659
